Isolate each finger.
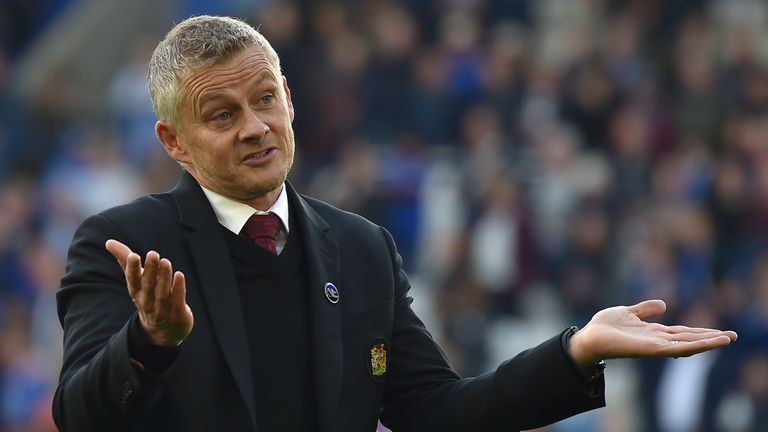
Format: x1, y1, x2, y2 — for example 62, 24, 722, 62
154, 258, 173, 316
125, 252, 143, 299
666, 325, 723, 334
662, 335, 733, 357
170, 271, 188, 312
666, 331, 734, 343
105, 239, 133, 271
142, 251, 160, 289
690, 330, 737, 342
628, 299, 667, 320
666, 327, 739, 342
139, 251, 160, 307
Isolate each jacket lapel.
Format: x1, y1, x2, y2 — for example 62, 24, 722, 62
287, 184, 343, 431
171, 172, 258, 431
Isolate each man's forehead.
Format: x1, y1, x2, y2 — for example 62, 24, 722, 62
184, 48, 276, 84
180, 47, 279, 106
197, 69, 276, 98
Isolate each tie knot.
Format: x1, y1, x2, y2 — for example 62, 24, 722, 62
242, 213, 282, 253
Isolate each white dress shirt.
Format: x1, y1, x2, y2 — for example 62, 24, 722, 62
200, 184, 290, 254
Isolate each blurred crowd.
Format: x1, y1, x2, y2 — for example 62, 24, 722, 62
2, 0, 768, 431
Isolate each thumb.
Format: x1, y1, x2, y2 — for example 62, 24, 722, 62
105, 239, 133, 271
628, 299, 667, 320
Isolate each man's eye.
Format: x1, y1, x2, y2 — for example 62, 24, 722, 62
215, 112, 232, 121
262, 95, 273, 105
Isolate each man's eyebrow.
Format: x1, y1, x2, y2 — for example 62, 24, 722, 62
198, 70, 278, 109
253, 69, 276, 84
198, 93, 231, 110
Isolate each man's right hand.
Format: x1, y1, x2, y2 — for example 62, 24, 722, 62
106, 239, 194, 346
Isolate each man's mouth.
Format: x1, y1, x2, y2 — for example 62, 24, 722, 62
244, 148, 275, 161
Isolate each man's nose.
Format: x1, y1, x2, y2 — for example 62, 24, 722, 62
238, 108, 269, 142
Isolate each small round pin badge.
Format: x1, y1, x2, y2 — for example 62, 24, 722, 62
324, 282, 339, 304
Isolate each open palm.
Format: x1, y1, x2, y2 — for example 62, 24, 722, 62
569, 300, 738, 367
106, 239, 194, 347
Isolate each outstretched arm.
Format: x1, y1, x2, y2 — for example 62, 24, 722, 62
568, 299, 737, 367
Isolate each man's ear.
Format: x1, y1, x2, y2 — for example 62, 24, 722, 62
156, 120, 190, 163
282, 76, 294, 122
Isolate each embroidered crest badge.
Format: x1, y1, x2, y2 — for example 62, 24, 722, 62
369, 339, 388, 381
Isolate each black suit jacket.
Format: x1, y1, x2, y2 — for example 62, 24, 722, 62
54, 172, 605, 432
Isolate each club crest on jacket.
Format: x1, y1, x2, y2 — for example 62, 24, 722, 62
369, 339, 388, 382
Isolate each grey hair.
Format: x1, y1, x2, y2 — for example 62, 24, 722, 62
147, 15, 281, 127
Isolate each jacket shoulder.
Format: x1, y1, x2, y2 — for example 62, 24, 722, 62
71, 193, 180, 250
300, 194, 383, 235
96, 192, 177, 226
298, 194, 400, 270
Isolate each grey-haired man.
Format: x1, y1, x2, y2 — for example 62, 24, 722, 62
54, 15, 736, 432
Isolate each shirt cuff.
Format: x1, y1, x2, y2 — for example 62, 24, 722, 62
127, 313, 182, 373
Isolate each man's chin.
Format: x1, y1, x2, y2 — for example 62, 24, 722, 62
230, 178, 286, 207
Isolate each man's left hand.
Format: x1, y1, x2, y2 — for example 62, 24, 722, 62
568, 299, 738, 367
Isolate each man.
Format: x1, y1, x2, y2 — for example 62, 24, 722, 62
53, 16, 737, 432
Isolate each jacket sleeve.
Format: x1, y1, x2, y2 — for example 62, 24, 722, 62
53, 214, 177, 432
377, 228, 606, 431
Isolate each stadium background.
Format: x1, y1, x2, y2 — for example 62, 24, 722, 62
1, 0, 767, 431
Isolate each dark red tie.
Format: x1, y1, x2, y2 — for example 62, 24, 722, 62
242, 213, 282, 254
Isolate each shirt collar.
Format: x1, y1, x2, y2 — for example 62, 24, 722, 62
200, 183, 290, 235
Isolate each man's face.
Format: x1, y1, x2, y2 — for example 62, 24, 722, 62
157, 46, 295, 209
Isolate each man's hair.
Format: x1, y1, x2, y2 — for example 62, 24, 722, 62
147, 15, 281, 127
